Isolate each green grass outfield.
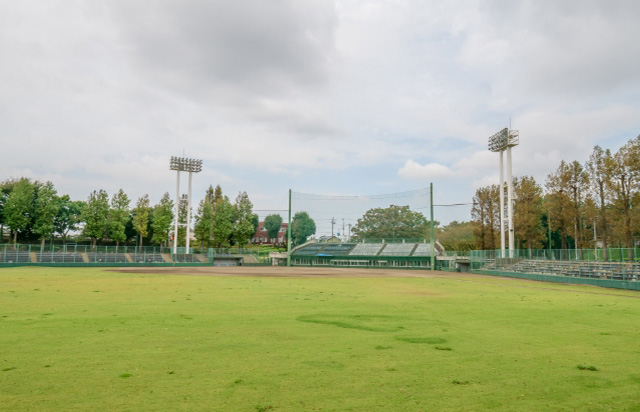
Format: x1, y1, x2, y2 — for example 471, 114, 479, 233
1, 267, 639, 411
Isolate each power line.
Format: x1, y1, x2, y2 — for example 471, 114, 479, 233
415, 202, 475, 209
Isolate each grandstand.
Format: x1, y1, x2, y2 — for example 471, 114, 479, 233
290, 240, 441, 268
350, 243, 384, 256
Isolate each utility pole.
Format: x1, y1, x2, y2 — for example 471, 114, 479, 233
331, 218, 336, 237
430, 183, 435, 271
287, 189, 292, 267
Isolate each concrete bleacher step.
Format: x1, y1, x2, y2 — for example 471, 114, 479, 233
243, 255, 259, 264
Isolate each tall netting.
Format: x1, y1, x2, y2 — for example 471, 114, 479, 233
290, 187, 431, 244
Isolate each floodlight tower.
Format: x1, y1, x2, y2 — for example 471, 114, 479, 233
488, 128, 519, 258
169, 156, 203, 255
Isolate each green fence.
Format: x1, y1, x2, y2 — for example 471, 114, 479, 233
0, 244, 272, 266
474, 269, 640, 291
470, 248, 640, 263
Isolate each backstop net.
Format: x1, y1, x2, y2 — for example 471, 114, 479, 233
289, 187, 432, 244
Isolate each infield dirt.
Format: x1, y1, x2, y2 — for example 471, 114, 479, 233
111, 266, 473, 278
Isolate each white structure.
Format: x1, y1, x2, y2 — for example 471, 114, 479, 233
169, 156, 203, 255
488, 128, 519, 258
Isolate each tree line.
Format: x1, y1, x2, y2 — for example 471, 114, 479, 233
0, 179, 262, 249
472, 135, 640, 256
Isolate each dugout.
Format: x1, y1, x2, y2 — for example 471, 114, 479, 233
212, 256, 244, 266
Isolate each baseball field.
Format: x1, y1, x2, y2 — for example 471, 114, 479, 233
1, 266, 639, 411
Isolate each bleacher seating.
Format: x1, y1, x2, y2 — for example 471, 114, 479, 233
86, 253, 129, 263
292, 244, 325, 256
380, 243, 415, 256
487, 259, 639, 282
349, 243, 384, 256
35, 252, 84, 263
321, 244, 355, 255
412, 243, 436, 256
130, 253, 165, 263
172, 254, 203, 263
1, 251, 32, 263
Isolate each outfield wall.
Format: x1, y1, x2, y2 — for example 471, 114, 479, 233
0, 244, 273, 267
474, 269, 640, 291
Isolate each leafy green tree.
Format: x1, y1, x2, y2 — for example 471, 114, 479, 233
177, 194, 189, 247
4, 178, 35, 244
108, 189, 130, 247
586, 146, 613, 258
351, 205, 427, 241
251, 213, 259, 234
290, 211, 316, 246
212, 197, 234, 247
566, 161, 589, 247
471, 185, 499, 250
264, 214, 283, 242
82, 190, 110, 249
546, 161, 574, 250
436, 221, 475, 251
608, 137, 640, 250
0, 179, 20, 242
132, 194, 151, 251
194, 198, 214, 250
33, 181, 59, 249
212, 185, 224, 210
514, 176, 544, 252
151, 192, 174, 247
232, 191, 255, 246
54, 195, 84, 244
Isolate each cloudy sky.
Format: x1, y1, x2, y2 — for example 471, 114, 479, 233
2, 0, 639, 234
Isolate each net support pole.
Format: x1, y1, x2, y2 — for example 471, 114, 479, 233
186, 171, 193, 253
430, 183, 435, 271
173, 170, 180, 256
287, 189, 292, 267
499, 150, 505, 258
506, 145, 515, 258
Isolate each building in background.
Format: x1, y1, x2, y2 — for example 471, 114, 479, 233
251, 222, 288, 245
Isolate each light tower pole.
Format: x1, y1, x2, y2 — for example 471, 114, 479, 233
169, 156, 203, 255
488, 128, 519, 258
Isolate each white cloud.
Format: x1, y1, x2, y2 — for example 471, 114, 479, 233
2, 0, 640, 225
398, 160, 455, 180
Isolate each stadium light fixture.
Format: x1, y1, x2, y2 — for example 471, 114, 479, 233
488, 128, 519, 259
170, 157, 203, 173
170, 156, 203, 255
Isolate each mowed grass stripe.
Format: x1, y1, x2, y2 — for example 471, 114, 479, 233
1, 267, 639, 411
